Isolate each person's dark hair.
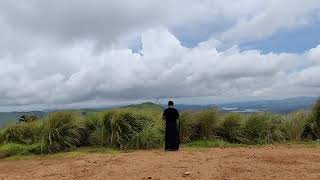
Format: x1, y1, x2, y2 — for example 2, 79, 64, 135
168, 101, 174, 106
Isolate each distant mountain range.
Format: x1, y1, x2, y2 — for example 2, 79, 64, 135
176, 97, 317, 113
174, 97, 318, 113
0, 96, 318, 128
217, 97, 317, 113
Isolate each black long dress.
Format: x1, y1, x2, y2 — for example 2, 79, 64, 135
163, 108, 180, 150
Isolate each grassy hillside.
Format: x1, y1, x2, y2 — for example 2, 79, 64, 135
0, 99, 319, 159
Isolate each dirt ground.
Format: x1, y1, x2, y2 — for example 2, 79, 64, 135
0, 145, 320, 180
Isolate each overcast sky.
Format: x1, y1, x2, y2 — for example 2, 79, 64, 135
0, 0, 320, 111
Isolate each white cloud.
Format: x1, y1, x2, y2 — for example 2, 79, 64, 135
220, 0, 320, 44
0, 0, 320, 110
0, 28, 319, 108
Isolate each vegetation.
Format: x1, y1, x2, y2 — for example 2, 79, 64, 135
40, 112, 80, 153
284, 111, 309, 141
0, 143, 41, 158
3, 121, 40, 144
182, 139, 237, 148
311, 98, 320, 138
179, 111, 196, 143
245, 113, 286, 144
0, 98, 319, 159
193, 108, 220, 139
219, 113, 247, 143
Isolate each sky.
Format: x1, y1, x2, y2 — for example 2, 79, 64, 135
0, 0, 320, 111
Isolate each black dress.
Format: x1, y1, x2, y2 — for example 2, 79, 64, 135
163, 108, 180, 150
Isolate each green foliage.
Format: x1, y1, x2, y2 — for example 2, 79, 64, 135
220, 113, 248, 143
312, 98, 320, 126
78, 113, 106, 146
179, 111, 196, 143
40, 112, 80, 153
129, 124, 163, 149
88, 123, 107, 147
193, 108, 220, 139
183, 139, 234, 148
0, 102, 318, 157
3, 121, 40, 144
0, 129, 4, 144
0, 143, 41, 158
103, 110, 152, 149
284, 110, 309, 141
311, 98, 320, 138
245, 113, 286, 144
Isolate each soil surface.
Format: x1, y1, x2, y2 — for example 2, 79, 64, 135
1, 145, 320, 180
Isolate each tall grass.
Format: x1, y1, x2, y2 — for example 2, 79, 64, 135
179, 111, 196, 143
311, 98, 320, 138
313, 98, 320, 127
0, 101, 319, 158
245, 113, 286, 144
102, 110, 152, 149
284, 110, 309, 141
40, 112, 80, 153
0, 129, 4, 144
78, 113, 106, 146
219, 113, 248, 143
193, 108, 220, 139
3, 121, 40, 144
129, 124, 163, 149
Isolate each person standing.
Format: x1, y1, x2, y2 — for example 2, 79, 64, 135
162, 101, 180, 151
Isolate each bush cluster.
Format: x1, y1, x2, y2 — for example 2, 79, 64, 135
0, 98, 319, 158
178, 98, 320, 144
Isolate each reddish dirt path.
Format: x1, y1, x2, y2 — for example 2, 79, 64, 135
1, 145, 320, 180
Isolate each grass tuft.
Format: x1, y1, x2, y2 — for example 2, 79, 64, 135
182, 139, 241, 148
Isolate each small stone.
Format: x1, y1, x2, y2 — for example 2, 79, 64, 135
184, 171, 190, 175
148, 176, 152, 179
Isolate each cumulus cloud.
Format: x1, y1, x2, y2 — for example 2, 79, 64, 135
0, 0, 208, 53
0, 0, 319, 110
0, 28, 319, 108
220, 0, 320, 44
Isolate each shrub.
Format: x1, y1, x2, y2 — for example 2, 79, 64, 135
88, 128, 107, 147
284, 110, 309, 141
312, 98, 320, 127
0, 130, 4, 144
3, 121, 40, 144
129, 124, 163, 149
312, 98, 320, 138
245, 113, 286, 144
0, 143, 41, 158
179, 111, 196, 143
219, 113, 248, 143
78, 113, 106, 147
193, 108, 220, 139
40, 112, 80, 153
103, 110, 151, 149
